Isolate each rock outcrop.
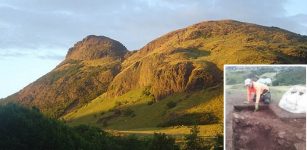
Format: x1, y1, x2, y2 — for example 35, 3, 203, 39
66, 35, 128, 60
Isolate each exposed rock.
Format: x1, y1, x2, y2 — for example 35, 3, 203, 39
107, 54, 222, 100
66, 35, 128, 60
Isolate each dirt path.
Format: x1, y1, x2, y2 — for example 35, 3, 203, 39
107, 124, 221, 137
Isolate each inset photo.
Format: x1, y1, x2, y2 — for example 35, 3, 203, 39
224, 65, 306, 150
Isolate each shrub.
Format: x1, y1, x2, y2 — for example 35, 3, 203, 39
115, 101, 122, 107
150, 95, 156, 102
142, 87, 151, 96
212, 133, 224, 150
166, 101, 177, 109
0, 104, 182, 150
148, 133, 179, 150
102, 121, 108, 127
158, 112, 218, 127
147, 100, 154, 105
251, 67, 275, 76
273, 67, 306, 86
0, 104, 87, 149
113, 109, 121, 116
115, 134, 148, 150
123, 108, 135, 117
184, 125, 203, 150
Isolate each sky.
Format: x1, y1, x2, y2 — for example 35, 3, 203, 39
0, 0, 307, 98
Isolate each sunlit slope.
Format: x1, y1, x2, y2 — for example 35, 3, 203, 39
4, 20, 306, 127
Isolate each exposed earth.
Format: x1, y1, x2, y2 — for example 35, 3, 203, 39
226, 86, 306, 150
233, 108, 305, 150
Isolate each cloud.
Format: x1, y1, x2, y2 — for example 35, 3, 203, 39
0, 0, 306, 98
35, 54, 64, 60
0, 48, 65, 60
0, 0, 306, 54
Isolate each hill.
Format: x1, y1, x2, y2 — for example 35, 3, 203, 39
2, 20, 306, 133
2, 35, 130, 117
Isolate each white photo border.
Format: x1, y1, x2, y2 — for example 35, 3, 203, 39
223, 64, 307, 150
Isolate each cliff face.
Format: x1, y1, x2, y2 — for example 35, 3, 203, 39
106, 20, 307, 100
4, 20, 307, 118
107, 55, 222, 100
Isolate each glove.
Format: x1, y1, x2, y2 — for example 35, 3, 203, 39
254, 103, 259, 112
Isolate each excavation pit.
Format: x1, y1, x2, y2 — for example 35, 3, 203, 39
232, 104, 306, 150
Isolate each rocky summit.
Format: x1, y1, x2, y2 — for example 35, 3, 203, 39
66, 35, 128, 60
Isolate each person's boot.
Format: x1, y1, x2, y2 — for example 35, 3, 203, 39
264, 98, 270, 104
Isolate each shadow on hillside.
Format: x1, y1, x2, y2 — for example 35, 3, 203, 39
273, 51, 307, 64
65, 86, 223, 131
170, 48, 211, 59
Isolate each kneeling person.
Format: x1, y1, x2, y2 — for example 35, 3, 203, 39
244, 78, 271, 111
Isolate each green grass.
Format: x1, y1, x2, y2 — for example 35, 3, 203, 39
64, 86, 223, 136
63, 88, 151, 125
225, 70, 252, 85
260, 72, 276, 78
270, 86, 292, 103
226, 84, 291, 103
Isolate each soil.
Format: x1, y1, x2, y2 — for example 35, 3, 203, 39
226, 90, 306, 150
233, 109, 305, 150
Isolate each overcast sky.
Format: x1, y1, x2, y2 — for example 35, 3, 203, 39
0, 0, 307, 98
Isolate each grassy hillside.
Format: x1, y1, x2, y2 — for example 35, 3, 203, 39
64, 85, 222, 133
3, 20, 307, 139
225, 66, 306, 86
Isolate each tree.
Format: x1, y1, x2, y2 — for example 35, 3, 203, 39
0, 104, 84, 150
184, 125, 203, 150
211, 133, 223, 150
148, 133, 179, 150
0, 104, 149, 150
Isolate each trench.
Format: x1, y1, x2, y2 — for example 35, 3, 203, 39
232, 105, 305, 150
